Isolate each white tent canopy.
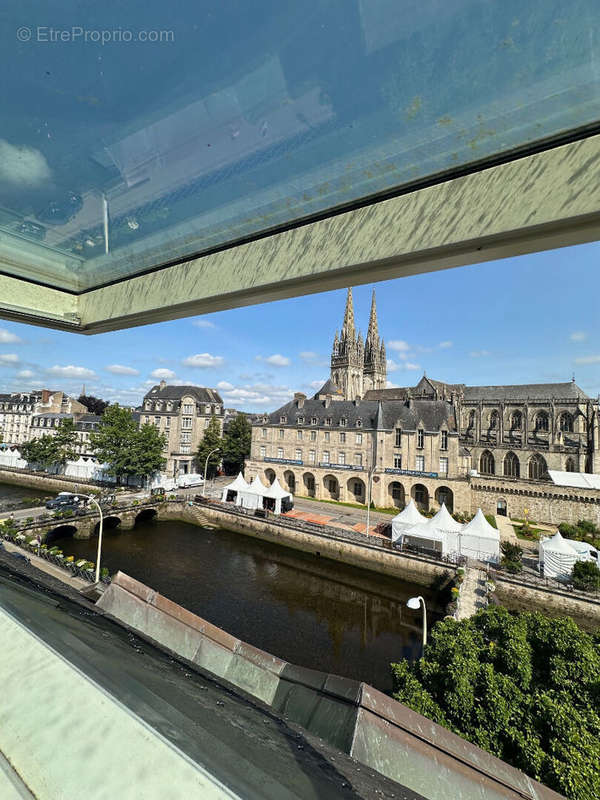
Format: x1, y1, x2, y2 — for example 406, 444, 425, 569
237, 474, 269, 511
391, 499, 427, 541
540, 531, 580, 580
263, 477, 293, 514
221, 473, 250, 504
459, 509, 500, 563
426, 503, 462, 533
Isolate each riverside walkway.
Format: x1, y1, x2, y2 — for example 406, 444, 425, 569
456, 565, 488, 620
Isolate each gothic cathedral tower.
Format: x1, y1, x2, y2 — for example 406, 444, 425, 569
363, 290, 387, 392
330, 288, 364, 400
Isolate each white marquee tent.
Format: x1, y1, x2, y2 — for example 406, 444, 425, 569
221, 473, 250, 504
263, 477, 294, 515
391, 499, 427, 542
540, 531, 583, 580
237, 474, 269, 511
459, 510, 500, 563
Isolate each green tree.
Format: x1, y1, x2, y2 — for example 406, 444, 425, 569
89, 404, 139, 484
21, 436, 57, 469
195, 414, 222, 478
572, 560, 600, 592
391, 606, 600, 800
53, 418, 79, 466
221, 413, 252, 474
500, 540, 523, 573
78, 394, 109, 415
129, 423, 167, 482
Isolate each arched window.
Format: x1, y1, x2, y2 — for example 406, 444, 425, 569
479, 450, 495, 475
535, 411, 549, 432
565, 457, 576, 472
503, 452, 520, 478
559, 412, 574, 432
528, 453, 548, 480
468, 410, 476, 429
510, 411, 522, 430
489, 410, 499, 429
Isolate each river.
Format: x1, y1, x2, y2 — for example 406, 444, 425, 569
48, 517, 443, 691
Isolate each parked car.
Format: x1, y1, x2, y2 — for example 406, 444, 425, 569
45, 492, 82, 510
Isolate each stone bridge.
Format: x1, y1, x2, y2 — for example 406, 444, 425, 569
17, 500, 200, 544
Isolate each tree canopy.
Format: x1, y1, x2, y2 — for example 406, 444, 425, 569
195, 414, 222, 478
78, 394, 109, 415
90, 405, 166, 483
391, 606, 600, 800
21, 418, 78, 469
221, 413, 252, 474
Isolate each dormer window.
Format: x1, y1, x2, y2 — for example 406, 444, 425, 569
297, 416, 304, 425
325, 417, 332, 426
166, 402, 173, 412
145, 401, 152, 411
311, 417, 317, 425
356, 419, 362, 428
339, 418, 347, 427
280, 415, 287, 424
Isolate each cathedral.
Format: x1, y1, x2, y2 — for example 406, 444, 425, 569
330, 289, 386, 399
246, 288, 600, 524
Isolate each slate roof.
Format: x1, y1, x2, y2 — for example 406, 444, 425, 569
313, 379, 343, 397
463, 381, 589, 402
144, 384, 223, 404
260, 397, 457, 432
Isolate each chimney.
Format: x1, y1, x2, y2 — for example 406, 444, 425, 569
324, 397, 331, 408
159, 379, 167, 390
355, 397, 360, 406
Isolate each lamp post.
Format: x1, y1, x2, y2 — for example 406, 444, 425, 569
407, 595, 427, 655
77, 493, 104, 583
365, 442, 376, 536
202, 448, 221, 497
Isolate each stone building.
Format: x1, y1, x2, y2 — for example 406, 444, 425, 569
0, 391, 86, 446
247, 288, 600, 519
29, 412, 101, 457
140, 381, 224, 476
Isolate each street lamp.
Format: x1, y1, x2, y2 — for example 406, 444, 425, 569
77, 493, 104, 583
365, 442, 376, 536
407, 595, 427, 654
201, 448, 221, 497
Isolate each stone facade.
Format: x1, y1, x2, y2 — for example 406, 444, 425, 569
0, 391, 86, 446
30, 412, 101, 457
141, 381, 224, 476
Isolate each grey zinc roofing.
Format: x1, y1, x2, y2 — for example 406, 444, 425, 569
262, 397, 456, 431
144, 384, 223, 404
463, 381, 589, 401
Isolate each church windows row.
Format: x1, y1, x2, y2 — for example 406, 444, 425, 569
479, 450, 549, 480
467, 409, 577, 434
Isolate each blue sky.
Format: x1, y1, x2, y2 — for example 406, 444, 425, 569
1, 240, 600, 411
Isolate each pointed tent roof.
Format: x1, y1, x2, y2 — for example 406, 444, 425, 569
246, 474, 269, 495
392, 498, 426, 526
264, 477, 292, 499
427, 503, 462, 532
542, 530, 579, 555
462, 509, 499, 540
223, 473, 249, 492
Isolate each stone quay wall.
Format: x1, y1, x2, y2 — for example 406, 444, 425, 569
494, 575, 600, 630
0, 466, 109, 497
470, 475, 600, 525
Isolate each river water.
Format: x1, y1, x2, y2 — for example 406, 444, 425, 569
48, 518, 443, 691
0, 481, 49, 509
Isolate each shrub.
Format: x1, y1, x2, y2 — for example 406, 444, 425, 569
391, 607, 600, 799
484, 514, 498, 529
501, 541, 523, 573
559, 522, 578, 538
577, 519, 598, 535
572, 560, 600, 592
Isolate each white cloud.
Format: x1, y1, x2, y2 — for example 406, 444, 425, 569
386, 358, 401, 372
183, 353, 224, 368
388, 358, 419, 371
219, 382, 293, 408
192, 319, 216, 329
0, 139, 52, 186
0, 353, 19, 365
256, 354, 291, 367
469, 350, 490, 358
47, 365, 96, 378
0, 328, 22, 344
439, 341, 453, 349
150, 368, 176, 379
570, 331, 587, 342
388, 340, 410, 352
16, 369, 34, 379
217, 380, 234, 390
386, 380, 400, 389
404, 362, 421, 370
575, 355, 600, 365
105, 364, 140, 376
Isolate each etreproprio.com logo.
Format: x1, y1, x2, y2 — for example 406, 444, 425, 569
16, 26, 175, 44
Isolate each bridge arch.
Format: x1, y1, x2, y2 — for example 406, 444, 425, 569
45, 524, 78, 544
94, 515, 121, 535
135, 508, 158, 525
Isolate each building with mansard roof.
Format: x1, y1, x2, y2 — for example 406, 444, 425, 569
246, 288, 600, 521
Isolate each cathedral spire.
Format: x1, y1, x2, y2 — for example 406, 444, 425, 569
366, 289, 379, 347
341, 288, 355, 339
